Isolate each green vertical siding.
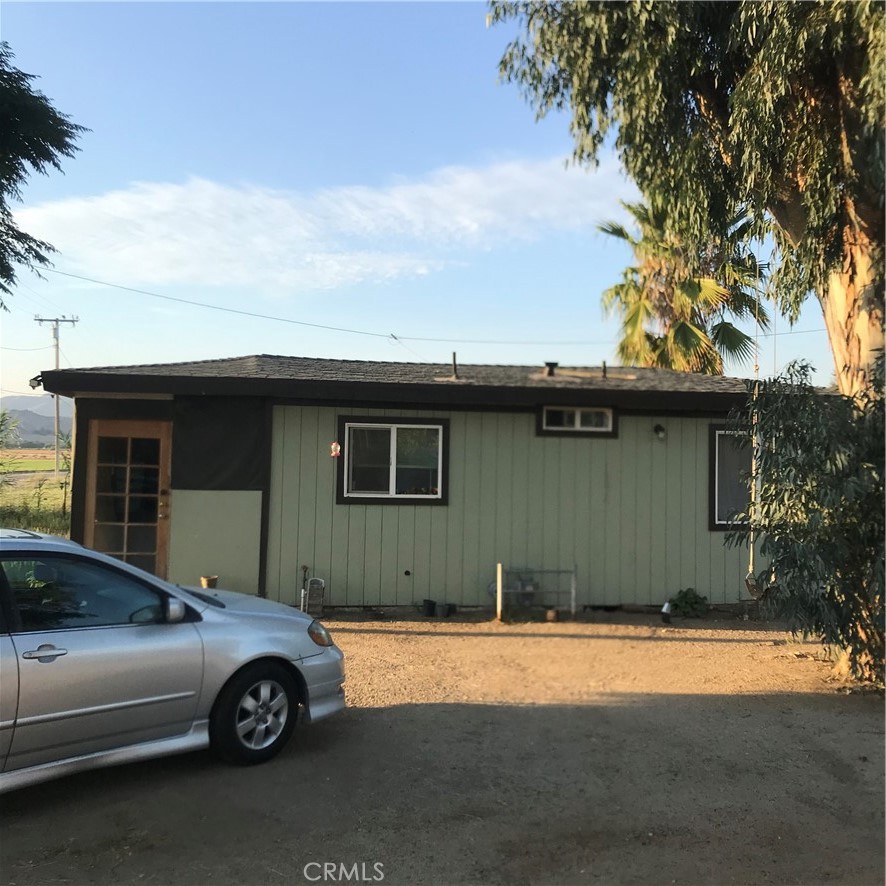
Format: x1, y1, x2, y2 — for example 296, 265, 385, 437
618, 425, 638, 601
602, 431, 621, 604
266, 407, 750, 607
663, 420, 684, 595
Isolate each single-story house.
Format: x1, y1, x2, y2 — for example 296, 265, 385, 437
38, 355, 754, 609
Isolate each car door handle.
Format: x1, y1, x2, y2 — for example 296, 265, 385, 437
22, 645, 68, 662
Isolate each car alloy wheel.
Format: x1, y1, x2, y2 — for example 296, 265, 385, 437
210, 661, 300, 765
235, 679, 289, 750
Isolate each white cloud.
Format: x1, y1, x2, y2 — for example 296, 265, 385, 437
17, 156, 635, 292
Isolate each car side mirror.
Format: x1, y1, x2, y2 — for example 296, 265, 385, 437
165, 597, 186, 624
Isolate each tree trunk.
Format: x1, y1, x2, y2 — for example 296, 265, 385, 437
820, 237, 884, 398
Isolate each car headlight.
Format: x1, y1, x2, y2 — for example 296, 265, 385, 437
307, 619, 334, 647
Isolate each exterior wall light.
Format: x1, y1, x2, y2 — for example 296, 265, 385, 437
653, 423, 666, 441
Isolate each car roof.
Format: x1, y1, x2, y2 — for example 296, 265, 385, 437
0, 529, 83, 551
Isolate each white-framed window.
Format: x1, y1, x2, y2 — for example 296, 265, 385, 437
711, 428, 752, 529
342, 420, 445, 501
541, 406, 614, 433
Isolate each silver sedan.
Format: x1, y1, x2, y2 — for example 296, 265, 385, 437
0, 529, 345, 793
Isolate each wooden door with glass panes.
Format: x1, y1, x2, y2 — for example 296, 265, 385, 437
84, 420, 172, 578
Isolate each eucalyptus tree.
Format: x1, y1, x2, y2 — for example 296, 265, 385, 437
728, 360, 884, 682
490, 1, 884, 396
600, 201, 768, 374
0, 41, 85, 306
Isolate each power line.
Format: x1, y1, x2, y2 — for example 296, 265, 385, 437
400, 334, 615, 345
758, 327, 824, 338
43, 268, 618, 346
0, 345, 53, 351
43, 266, 829, 347
388, 334, 429, 362
46, 269, 394, 340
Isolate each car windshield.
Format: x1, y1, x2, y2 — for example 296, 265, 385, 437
177, 587, 226, 609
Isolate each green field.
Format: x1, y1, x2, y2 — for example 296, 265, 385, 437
0, 475, 71, 536
1, 448, 71, 474
1, 459, 62, 473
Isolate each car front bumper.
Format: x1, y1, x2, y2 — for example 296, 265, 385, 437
300, 645, 346, 723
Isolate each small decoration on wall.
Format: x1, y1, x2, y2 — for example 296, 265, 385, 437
330, 441, 341, 458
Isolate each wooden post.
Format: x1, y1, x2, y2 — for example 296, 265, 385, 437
496, 562, 503, 622
571, 564, 577, 616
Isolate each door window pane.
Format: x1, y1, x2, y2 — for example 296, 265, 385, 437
128, 496, 158, 524
131, 438, 160, 466
97, 437, 128, 464
93, 524, 125, 553
128, 526, 157, 554
2, 556, 164, 631
129, 467, 159, 495
96, 495, 127, 523
97, 465, 127, 494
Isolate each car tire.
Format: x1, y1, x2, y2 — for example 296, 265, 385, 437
210, 662, 300, 765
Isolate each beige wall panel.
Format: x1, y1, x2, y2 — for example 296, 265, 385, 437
168, 490, 262, 595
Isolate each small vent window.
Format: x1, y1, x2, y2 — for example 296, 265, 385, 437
542, 407, 613, 434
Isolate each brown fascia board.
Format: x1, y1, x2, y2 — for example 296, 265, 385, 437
40, 369, 747, 414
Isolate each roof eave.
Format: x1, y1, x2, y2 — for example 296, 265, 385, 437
40, 369, 747, 413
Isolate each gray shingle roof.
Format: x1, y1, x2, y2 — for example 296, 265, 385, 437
45, 354, 750, 394
39, 354, 758, 414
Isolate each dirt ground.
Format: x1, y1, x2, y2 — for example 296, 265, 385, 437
1, 613, 883, 886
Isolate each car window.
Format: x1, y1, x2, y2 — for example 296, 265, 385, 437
1, 555, 165, 632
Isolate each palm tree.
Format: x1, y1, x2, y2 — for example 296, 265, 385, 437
600, 202, 769, 374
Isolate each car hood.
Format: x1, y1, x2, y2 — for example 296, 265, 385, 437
180, 586, 314, 623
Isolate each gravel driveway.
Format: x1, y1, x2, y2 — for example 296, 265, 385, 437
1, 614, 883, 885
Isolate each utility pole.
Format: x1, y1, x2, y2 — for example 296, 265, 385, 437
34, 316, 78, 478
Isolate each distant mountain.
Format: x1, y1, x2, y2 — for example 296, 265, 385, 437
1, 394, 73, 418
1, 396, 73, 447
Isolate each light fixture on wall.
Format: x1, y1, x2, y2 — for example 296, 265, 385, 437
653, 423, 667, 441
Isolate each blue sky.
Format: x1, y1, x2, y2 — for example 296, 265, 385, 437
1, 1, 833, 399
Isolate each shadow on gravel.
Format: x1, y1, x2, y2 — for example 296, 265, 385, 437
330, 626, 792, 643
1, 693, 883, 886
323, 610, 787, 634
